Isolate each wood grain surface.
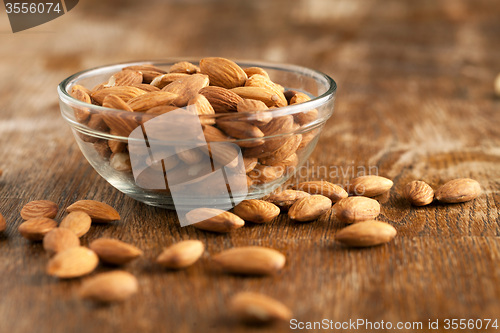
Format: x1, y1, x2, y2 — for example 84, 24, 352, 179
1, 0, 500, 332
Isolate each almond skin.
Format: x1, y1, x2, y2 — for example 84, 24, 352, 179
230, 292, 292, 324
66, 200, 120, 223
127, 91, 178, 111
89, 238, 143, 265
435, 178, 481, 203
43, 228, 80, 255
199, 57, 247, 89
265, 190, 311, 210
80, 271, 138, 303
213, 246, 286, 275
161, 73, 209, 106
47, 247, 99, 278
288, 195, 332, 222
350, 175, 393, 197
403, 180, 434, 206
169, 61, 200, 74
187, 208, 245, 233
157, 240, 205, 269
294, 181, 348, 203
334, 197, 381, 224
335, 220, 397, 247
59, 211, 92, 237
20, 200, 58, 220
233, 200, 280, 223
18, 217, 58, 241
199, 86, 243, 113
91, 86, 146, 104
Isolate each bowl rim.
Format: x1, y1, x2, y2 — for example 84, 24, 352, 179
58, 58, 337, 118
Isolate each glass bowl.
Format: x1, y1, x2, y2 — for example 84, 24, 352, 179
57, 59, 337, 214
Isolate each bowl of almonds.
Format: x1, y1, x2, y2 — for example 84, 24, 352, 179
57, 58, 337, 209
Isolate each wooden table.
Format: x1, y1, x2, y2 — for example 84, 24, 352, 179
1, 0, 499, 332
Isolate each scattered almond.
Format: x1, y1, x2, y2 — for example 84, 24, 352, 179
435, 178, 481, 203
66, 200, 120, 223
80, 271, 138, 303
335, 220, 397, 247
233, 200, 280, 223
212, 246, 286, 275
403, 180, 434, 206
334, 196, 381, 224
294, 181, 348, 203
350, 175, 393, 197
18, 217, 58, 241
230, 292, 292, 324
187, 208, 245, 233
156, 240, 205, 269
47, 247, 99, 278
59, 211, 92, 237
20, 200, 58, 220
43, 228, 80, 255
288, 195, 332, 222
89, 238, 143, 265
265, 190, 311, 210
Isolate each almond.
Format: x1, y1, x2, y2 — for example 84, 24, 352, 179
199, 57, 247, 89
334, 196, 381, 224
131, 83, 161, 92
233, 200, 280, 223
89, 238, 143, 265
187, 208, 245, 233
230, 292, 292, 323
0, 213, 6, 232
434, 178, 481, 203
245, 74, 287, 107
203, 141, 241, 169
265, 190, 311, 210
70, 85, 91, 122
108, 138, 127, 153
237, 99, 272, 125
59, 211, 92, 237
127, 91, 178, 112
350, 175, 393, 197
335, 220, 397, 247
66, 200, 120, 223
202, 125, 232, 142
259, 134, 302, 165
169, 61, 200, 74
243, 156, 258, 173
20, 200, 58, 220
162, 74, 209, 106
150, 73, 190, 88
212, 246, 285, 275
243, 67, 270, 79
18, 217, 57, 241
294, 181, 348, 203
288, 195, 332, 222
156, 240, 205, 269
102, 94, 134, 111
110, 152, 132, 171
216, 118, 264, 139
247, 165, 285, 185
187, 94, 216, 125
47, 246, 99, 278
231, 86, 285, 108
403, 180, 434, 206
93, 139, 111, 158
100, 110, 142, 137
80, 271, 138, 303
199, 86, 243, 113
91, 86, 147, 104
87, 113, 109, 132
175, 146, 204, 165
105, 70, 143, 87
43, 228, 80, 255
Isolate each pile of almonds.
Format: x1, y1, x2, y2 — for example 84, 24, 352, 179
70, 57, 320, 189
1, 174, 481, 325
